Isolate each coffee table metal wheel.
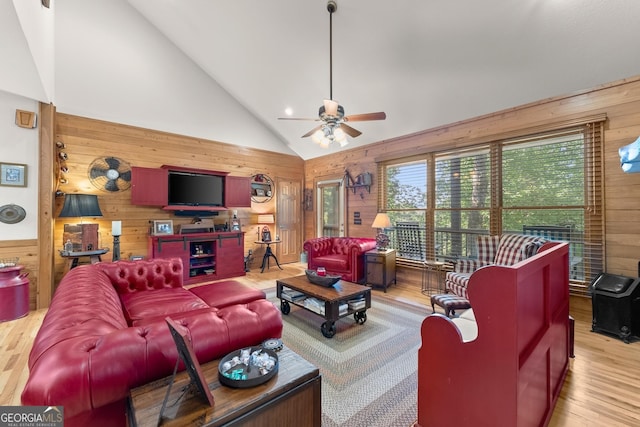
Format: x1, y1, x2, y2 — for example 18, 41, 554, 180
321, 321, 336, 338
354, 310, 367, 324
280, 300, 291, 315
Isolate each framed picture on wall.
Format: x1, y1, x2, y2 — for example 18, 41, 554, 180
152, 220, 174, 235
0, 162, 27, 187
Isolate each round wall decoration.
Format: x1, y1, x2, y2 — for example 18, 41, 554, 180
251, 174, 274, 203
0, 204, 26, 224
88, 157, 132, 192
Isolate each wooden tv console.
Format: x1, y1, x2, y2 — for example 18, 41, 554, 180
149, 231, 245, 285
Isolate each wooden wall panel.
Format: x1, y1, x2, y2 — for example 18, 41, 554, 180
304, 75, 640, 278
52, 113, 304, 286
23, 74, 640, 310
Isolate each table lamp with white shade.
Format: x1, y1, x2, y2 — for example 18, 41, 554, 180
371, 213, 391, 250
257, 214, 275, 242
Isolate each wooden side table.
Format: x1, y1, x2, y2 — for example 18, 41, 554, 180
421, 260, 446, 296
128, 346, 321, 426
365, 249, 396, 292
254, 240, 283, 273
60, 248, 109, 276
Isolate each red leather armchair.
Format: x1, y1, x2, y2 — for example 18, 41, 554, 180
303, 237, 376, 283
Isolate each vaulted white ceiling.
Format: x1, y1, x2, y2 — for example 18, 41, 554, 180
3, 0, 640, 159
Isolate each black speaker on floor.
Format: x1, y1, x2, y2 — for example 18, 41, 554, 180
589, 272, 640, 343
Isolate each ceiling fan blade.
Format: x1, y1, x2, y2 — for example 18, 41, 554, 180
278, 117, 319, 121
340, 123, 362, 138
344, 112, 387, 122
324, 99, 339, 116
302, 125, 323, 138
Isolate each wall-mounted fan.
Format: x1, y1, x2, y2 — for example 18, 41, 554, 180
278, 0, 386, 147
88, 157, 132, 192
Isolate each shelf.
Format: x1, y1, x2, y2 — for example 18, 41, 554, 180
344, 171, 372, 194
251, 174, 274, 203
191, 262, 215, 269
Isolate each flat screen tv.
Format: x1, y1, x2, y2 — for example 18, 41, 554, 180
168, 171, 224, 207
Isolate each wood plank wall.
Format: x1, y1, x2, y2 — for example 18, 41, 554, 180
9, 74, 640, 311
304, 75, 640, 279
45, 114, 304, 298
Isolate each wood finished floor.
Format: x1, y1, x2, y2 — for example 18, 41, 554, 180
1, 262, 638, 426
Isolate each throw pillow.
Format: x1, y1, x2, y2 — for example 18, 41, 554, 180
476, 235, 500, 263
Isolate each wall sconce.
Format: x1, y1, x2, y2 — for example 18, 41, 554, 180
371, 213, 391, 250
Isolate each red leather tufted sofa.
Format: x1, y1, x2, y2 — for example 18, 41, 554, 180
21, 257, 282, 427
303, 237, 377, 283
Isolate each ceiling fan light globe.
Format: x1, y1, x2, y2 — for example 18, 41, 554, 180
311, 129, 324, 143
319, 138, 331, 148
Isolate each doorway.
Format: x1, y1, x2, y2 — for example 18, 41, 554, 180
275, 177, 302, 264
316, 179, 345, 237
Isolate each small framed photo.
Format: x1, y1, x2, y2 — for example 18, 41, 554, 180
153, 220, 174, 235
0, 162, 27, 187
255, 188, 266, 197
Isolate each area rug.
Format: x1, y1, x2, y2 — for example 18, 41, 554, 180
265, 289, 429, 427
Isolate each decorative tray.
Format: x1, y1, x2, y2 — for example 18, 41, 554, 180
218, 346, 278, 388
305, 269, 341, 287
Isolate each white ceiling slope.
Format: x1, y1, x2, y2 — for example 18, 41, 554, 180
5, 0, 640, 160
0, 1, 53, 102
53, 0, 296, 156
125, 0, 640, 159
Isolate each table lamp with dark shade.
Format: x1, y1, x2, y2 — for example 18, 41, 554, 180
59, 194, 103, 218
59, 194, 103, 252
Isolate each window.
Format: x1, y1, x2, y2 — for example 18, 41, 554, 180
381, 159, 427, 261
380, 121, 604, 294
501, 132, 588, 281
435, 147, 492, 260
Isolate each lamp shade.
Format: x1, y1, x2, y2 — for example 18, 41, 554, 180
59, 194, 103, 218
257, 214, 275, 224
371, 213, 391, 229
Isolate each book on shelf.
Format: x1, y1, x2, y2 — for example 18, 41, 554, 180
339, 303, 348, 315
281, 287, 306, 302
348, 299, 366, 310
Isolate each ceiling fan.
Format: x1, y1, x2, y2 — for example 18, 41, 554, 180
278, 0, 386, 147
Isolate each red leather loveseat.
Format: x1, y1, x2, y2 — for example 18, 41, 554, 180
303, 237, 376, 283
21, 257, 282, 427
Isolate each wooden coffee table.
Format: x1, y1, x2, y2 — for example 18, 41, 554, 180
128, 346, 321, 426
276, 275, 371, 338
